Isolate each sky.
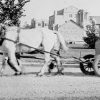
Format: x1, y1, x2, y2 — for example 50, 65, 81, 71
20, 0, 100, 25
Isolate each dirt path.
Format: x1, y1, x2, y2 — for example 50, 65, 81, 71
0, 65, 100, 100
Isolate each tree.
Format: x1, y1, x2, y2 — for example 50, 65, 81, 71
83, 18, 99, 49
0, 0, 30, 26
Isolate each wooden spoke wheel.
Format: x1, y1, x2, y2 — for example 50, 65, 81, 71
80, 54, 95, 75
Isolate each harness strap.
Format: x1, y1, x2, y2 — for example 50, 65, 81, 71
2, 37, 18, 44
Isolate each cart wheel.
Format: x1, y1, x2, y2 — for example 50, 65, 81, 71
80, 54, 95, 75
93, 55, 100, 76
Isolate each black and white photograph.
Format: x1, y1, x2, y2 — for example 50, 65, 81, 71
0, 0, 100, 100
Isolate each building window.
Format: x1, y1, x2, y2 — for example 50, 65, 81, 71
45, 23, 47, 26
69, 14, 72, 17
75, 14, 77, 18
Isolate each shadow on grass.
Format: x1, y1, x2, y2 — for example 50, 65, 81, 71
0, 71, 95, 77
0, 72, 37, 77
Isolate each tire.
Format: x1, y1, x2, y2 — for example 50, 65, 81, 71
80, 54, 95, 75
93, 55, 100, 76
